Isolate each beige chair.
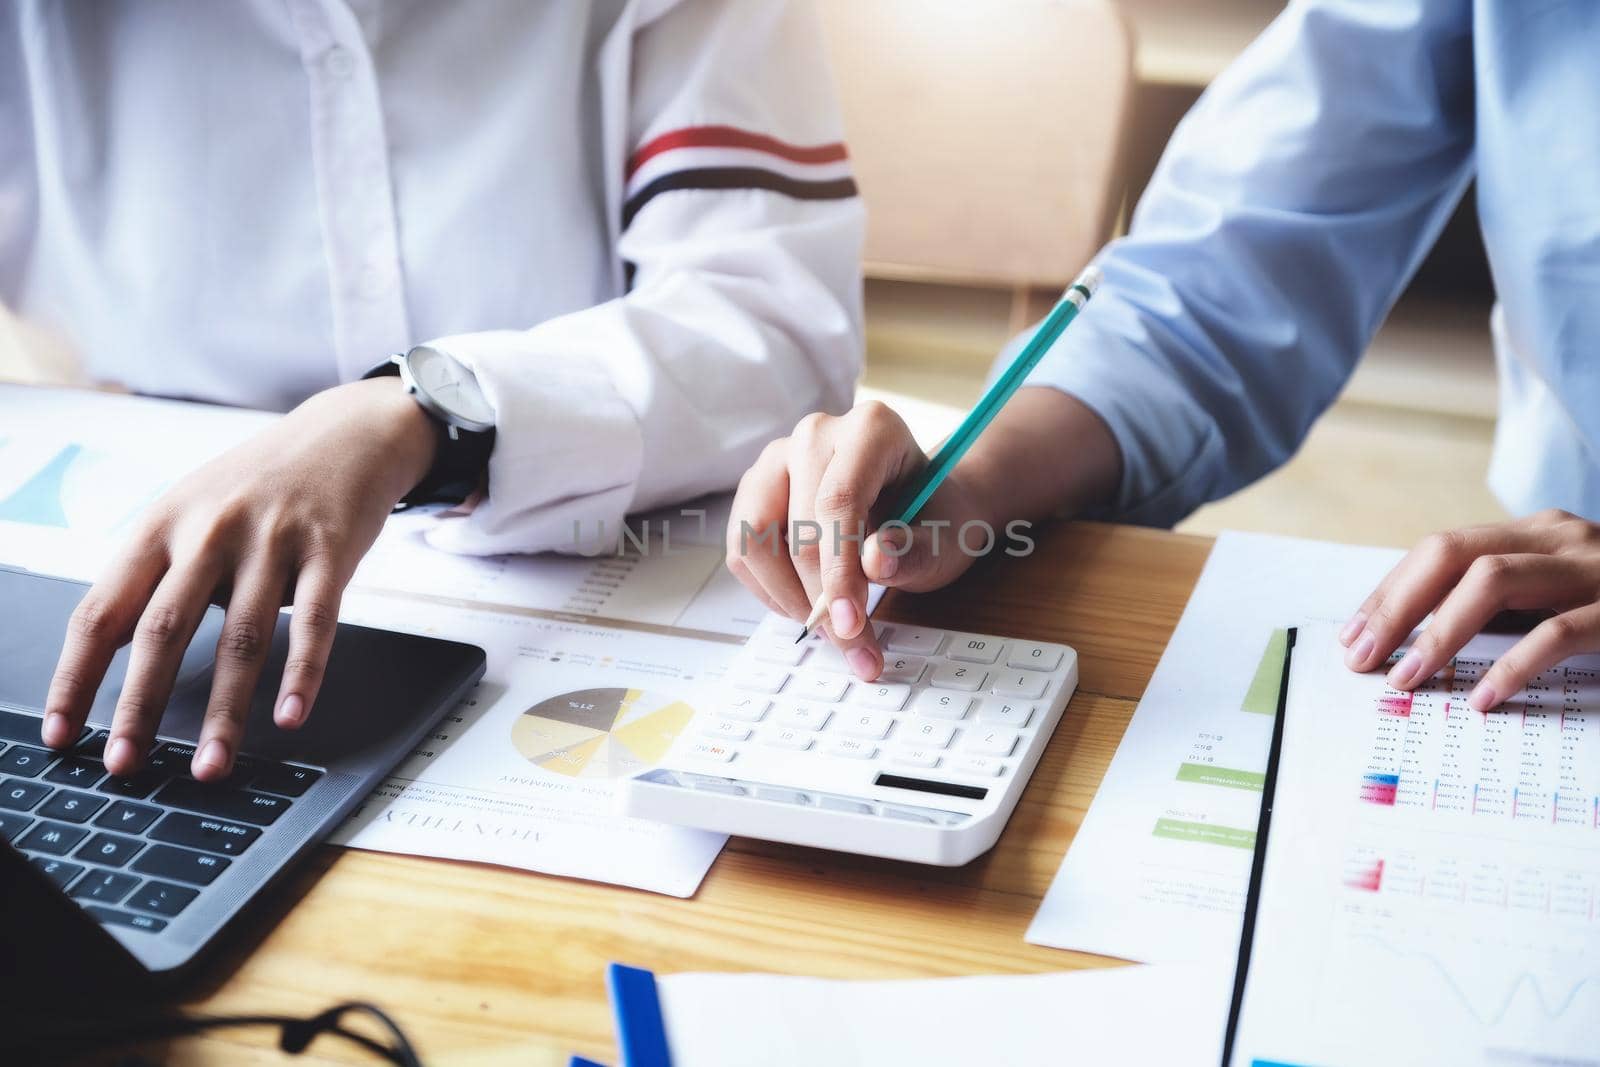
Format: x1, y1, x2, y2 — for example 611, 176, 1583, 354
818, 0, 1134, 334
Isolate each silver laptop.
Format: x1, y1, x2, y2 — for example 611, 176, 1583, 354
0, 564, 484, 1000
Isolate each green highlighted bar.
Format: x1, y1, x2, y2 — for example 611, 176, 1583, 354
1241, 628, 1289, 715
1177, 762, 1266, 792
1152, 817, 1257, 850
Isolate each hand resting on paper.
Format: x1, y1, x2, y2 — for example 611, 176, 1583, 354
1341, 509, 1600, 710
39, 378, 437, 781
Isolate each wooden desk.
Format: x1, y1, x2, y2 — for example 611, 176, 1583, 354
101, 522, 1213, 1066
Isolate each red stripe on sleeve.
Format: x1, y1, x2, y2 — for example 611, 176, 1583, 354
627, 125, 848, 179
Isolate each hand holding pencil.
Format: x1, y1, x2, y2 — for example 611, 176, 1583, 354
726, 266, 1113, 681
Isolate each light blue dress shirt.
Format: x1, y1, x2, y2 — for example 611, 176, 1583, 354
1025, 0, 1600, 526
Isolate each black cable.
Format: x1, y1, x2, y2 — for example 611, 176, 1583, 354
7, 1001, 424, 1066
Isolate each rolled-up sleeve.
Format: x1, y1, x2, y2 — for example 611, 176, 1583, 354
425, 0, 863, 555
1020, 0, 1475, 526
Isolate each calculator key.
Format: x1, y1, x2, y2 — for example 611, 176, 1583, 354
131, 844, 231, 886
753, 642, 809, 666
901, 720, 955, 749
43, 755, 106, 788
759, 727, 813, 751
0, 745, 52, 778
837, 711, 892, 740
127, 879, 200, 918
963, 728, 1020, 757
877, 655, 927, 684
0, 778, 51, 811
755, 786, 814, 805
826, 738, 876, 760
849, 682, 910, 712
685, 742, 736, 762
990, 671, 1049, 700
929, 663, 985, 692
891, 748, 942, 769
30, 857, 85, 889
777, 705, 832, 731
18, 820, 89, 856
819, 796, 874, 815
249, 764, 322, 798
947, 635, 1004, 664
72, 870, 141, 905
730, 665, 790, 694
95, 800, 162, 835
1006, 643, 1065, 672
39, 789, 107, 824
753, 615, 810, 645
720, 697, 771, 723
807, 645, 851, 674
698, 719, 752, 742
952, 756, 1007, 778
149, 812, 262, 856
977, 700, 1035, 728
797, 674, 849, 703
84, 905, 167, 933
882, 625, 944, 655
689, 777, 747, 796
913, 690, 972, 720
0, 811, 32, 841
75, 831, 145, 868
881, 805, 937, 823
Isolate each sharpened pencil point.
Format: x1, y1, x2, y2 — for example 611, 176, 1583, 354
794, 628, 808, 644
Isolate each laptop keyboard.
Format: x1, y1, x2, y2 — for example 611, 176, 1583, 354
0, 709, 321, 936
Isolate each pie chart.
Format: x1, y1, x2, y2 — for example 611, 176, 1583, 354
511, 687, 695, 779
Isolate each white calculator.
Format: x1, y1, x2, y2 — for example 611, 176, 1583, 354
618, 615, 1078, 865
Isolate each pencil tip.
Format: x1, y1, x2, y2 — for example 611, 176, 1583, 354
794, 628, 808, 645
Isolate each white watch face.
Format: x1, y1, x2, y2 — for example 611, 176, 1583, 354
406, 346, 495, 429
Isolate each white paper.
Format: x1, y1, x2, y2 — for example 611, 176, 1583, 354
1232, 622, 1600, 1065
656, 963, 1233, 1067
1026, 530, 1404, 962
330, 592, 733, 896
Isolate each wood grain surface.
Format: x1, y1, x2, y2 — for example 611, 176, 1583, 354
71, 521, 1214, 1066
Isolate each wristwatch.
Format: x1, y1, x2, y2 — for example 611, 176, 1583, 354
364, 344, 497, 507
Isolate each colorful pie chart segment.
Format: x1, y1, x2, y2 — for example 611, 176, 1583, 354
511, 687, 695, 779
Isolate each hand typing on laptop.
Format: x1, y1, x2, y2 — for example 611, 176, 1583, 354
40, 381, 437, 781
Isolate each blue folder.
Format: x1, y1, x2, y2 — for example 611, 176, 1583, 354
569, 962, 674, 1067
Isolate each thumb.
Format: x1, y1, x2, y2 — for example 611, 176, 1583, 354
863, 516, 986, 593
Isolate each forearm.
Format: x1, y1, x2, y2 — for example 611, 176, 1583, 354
952, 386, 1122, 529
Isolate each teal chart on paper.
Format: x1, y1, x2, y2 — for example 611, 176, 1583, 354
0, 440, 162, 533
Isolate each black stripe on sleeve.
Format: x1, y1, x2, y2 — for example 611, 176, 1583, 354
621, 166, 858, 229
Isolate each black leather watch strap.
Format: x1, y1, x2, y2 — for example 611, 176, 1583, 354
364, 358, 496, 508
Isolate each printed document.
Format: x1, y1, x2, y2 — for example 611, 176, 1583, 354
1231, 622, 1600, 1065
1026, 531, 1403, 961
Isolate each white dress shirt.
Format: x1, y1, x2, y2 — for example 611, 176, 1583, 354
0, 0, 864, 553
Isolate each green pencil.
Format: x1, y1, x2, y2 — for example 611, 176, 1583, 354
798, 264, 1103, 641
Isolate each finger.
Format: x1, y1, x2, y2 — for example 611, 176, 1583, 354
785, 416, 834, 616
1470, 603, 1600, 711
812, 407, 911, 641
43, 546, 167, 749
725, 555, 786, 618
727, 443, 811, 620
105, 558, 223, 776
1344, 526, 1552, 672
271, 563, 343, 735
192, 557, 290, 781
863, 498, 983, 595
1385, 554, 1592, 690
